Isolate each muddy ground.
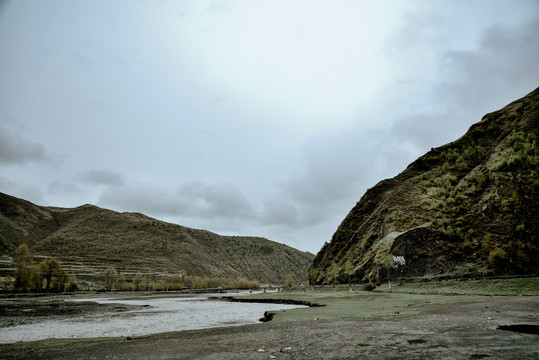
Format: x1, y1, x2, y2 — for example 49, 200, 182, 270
0, 296, 148, 328
1, 295, 538, 359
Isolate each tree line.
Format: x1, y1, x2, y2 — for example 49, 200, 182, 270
9, 243, 78, 292
5, 244, 296, 292
102, 266, 262, 291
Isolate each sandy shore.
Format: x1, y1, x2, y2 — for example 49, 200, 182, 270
1, 294, 538, 359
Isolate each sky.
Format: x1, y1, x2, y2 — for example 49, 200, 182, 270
1, 0, 538, 254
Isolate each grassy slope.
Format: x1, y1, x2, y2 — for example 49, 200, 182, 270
0, 194, 314, 284
311, 88, 539, 284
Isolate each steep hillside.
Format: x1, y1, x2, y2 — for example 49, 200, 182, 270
310, 88, 538, 284
0, 193, 314, 285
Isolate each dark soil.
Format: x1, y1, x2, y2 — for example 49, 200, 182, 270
1, 295, 538, 359
0, 297, 147, 328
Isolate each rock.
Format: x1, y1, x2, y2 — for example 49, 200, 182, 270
407, 339, 427, 344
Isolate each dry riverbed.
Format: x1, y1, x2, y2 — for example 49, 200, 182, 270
1, 285, 538, 360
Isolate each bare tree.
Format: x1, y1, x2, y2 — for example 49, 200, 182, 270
13, 244, 33, 291
39, 258, 61, 291
104, 267, 118, 291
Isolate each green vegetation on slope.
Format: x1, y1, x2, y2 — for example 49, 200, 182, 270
0, 193, 314, 286
311, 88, 539, 284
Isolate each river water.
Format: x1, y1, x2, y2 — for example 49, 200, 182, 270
1, 294, 305, 344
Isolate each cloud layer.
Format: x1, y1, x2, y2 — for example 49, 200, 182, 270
76, 169, 124, 186
99, 181, 254, 221
1, 1, 538, 252
0, 125, 47, 164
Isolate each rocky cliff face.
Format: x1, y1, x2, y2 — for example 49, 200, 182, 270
310, 88, 538, 284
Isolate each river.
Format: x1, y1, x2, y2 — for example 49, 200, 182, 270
0, 293, 306, 343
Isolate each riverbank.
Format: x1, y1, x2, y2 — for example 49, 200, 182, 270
0, 292, 305, 344
1, 278, 538, 359
0, 291, 208, 329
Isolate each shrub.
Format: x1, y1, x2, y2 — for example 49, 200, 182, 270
103, 267, 118, 290
308, 267, 319, 285
488, 247, 509, 273
234, 277, 260, 289
362, 283, 376, 291
443, 174, 458, 190
13, 244, 33, 291
498, 131, 538, 170
285, 274, 295, 288
442, 142, 485, 172
475, 172, 488, 190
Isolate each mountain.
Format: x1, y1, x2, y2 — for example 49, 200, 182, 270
309, 88, 538, 285
0, 193, 314, 285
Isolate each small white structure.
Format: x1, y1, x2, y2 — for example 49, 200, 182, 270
393, 255, 406, 268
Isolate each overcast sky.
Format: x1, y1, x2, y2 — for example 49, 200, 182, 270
1, 1, 538, 253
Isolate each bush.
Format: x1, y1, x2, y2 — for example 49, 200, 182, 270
443, 174, 458, 190
488, 247, 509, 273
498, 131, 538, 170
285, 274, 295, 288
234, 277, 260, 289
103, 267, 118, 290
308, 267, 319, 285
442, 142, 485, 172
362, 283, 376, 291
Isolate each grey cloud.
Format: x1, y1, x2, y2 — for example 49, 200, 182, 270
386, 18, 539, 158
76, 169, 124, 186
228, 16, 539, 245
265, 128, 392, 231
259, 199, 299, 227
388, 112, 450, 151
99, 187, 181, 217
279, 149, 353, 205
176, 181, 254, 220
0, 177, 44, 204
0, 125, 47, 164
439, 19, 539, 111
47, 181, 84, 195
278, 127, 399, 207
278, 16, 539, 239
385, 12, 442, 55
99, 181, 254, 221
2, 1, 536, 254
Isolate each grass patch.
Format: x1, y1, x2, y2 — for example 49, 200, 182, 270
242, 277, 539, 322
374, 277, 539, 296
242, 289, 437, 322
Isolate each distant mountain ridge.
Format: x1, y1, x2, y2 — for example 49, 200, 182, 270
309, 88, 538, 284
0, 193, 314, 285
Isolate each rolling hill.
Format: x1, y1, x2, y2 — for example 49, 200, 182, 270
0, 194, 314, 285
309, 87, 538, 284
